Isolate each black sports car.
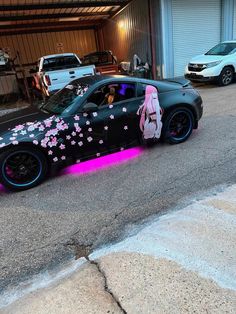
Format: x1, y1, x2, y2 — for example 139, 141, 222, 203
0, 75, 203, 191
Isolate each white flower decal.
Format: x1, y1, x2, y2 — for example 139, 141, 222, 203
87, 137, 93, 142
78, 141, 83, 146
124, 126, 128, 130
110, 115, 114, 120
104, 126, 109, 131
122, 107, 127, 112
99, 140, 104, 144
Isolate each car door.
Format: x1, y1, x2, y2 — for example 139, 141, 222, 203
95, 82, 141, 147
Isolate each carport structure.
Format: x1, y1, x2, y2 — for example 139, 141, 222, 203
0, 0, 157, 101
0, 0, 130, 36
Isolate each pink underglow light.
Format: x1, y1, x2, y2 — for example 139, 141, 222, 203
61, 147, 144, 176
0, 184, 6, 193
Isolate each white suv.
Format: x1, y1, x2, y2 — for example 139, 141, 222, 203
185, 41, 236, 86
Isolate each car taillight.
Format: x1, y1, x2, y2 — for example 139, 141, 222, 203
44, 75, 51, 86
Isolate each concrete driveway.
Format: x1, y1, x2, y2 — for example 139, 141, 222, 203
0, 82, 236, 298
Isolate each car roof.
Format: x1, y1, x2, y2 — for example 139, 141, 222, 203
72, 75, 155, 86
43, 53, 76, 59
222, 40, 236, 43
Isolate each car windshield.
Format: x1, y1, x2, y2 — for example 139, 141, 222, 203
43, 55, 81, 71
205, 43, 236, 56
42, 83, 89, 115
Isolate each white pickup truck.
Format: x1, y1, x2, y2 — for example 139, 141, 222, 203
31, 53, 95, 97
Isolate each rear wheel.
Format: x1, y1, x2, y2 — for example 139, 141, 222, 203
218, 67, 234, 86
0, 147, 48, 191
162, 108, 194, 144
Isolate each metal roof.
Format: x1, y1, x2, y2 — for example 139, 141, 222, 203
0, 0, 131, 36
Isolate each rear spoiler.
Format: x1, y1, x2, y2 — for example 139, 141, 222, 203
165, 77, 191, 88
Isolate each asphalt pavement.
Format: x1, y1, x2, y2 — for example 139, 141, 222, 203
0, 82, 236, 298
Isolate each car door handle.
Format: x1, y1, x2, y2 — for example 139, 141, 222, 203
69, 71, 75, 74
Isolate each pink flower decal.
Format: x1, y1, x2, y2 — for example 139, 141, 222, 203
74, 115, 80, 121
71, 141, 76, 145
48, 150, 53, 155
48, 137, 58, 148
33, 140, 39, 145
61, 156, 66, 160
53, 157, 58, 162
59, 144, 65, 150
78, 141, 83, 146
87, 137, 93, 142
13, 125, 24, 132
41, 137, 50, 148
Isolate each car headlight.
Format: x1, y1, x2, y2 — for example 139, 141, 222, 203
204, 61, 222, 68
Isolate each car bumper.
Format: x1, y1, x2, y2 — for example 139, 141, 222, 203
185, 73, 217, 82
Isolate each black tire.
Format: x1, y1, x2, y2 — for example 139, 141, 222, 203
0, 147, 48, 191
217, 67, 234, 86
162, 107, 194, 144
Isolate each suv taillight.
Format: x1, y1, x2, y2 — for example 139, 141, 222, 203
44, 75, 51, 86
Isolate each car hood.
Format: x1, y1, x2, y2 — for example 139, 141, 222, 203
190, 54, 224, 64
0, 106, 49, 133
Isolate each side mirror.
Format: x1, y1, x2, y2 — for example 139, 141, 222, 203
83, 102, 98, 113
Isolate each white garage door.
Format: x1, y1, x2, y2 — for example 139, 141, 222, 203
234, 0, 236, 38
172, 0, 222, 77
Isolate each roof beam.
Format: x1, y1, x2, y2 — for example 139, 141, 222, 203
0, 25, 95, 37
0, 21, 102, 30
0, 1, 130, 11
0, 12, 109, 22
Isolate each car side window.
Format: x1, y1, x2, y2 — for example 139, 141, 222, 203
86, 82, 136, 108
137, 83, 157, 97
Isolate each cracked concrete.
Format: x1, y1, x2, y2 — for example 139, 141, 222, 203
1, 262, 123, 314
1, 184, 236, 313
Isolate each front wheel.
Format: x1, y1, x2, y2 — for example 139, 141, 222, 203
162, 108, 194, 144
218, 67, 234, 86
0, 147, 48, 191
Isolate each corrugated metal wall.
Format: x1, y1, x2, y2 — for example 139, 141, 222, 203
100, 0, 151, 65
0, 29, 96, 98
0, 29, 97, 66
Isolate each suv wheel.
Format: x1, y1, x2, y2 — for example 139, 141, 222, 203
218, 67, 234, 86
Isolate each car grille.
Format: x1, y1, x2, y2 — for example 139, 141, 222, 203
188, 64, 205, 72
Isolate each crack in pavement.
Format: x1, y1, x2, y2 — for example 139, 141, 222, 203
87, 256, 127, 314
64, 242, 127, 313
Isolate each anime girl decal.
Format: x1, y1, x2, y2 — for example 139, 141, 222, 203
137, 85, 163, 140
